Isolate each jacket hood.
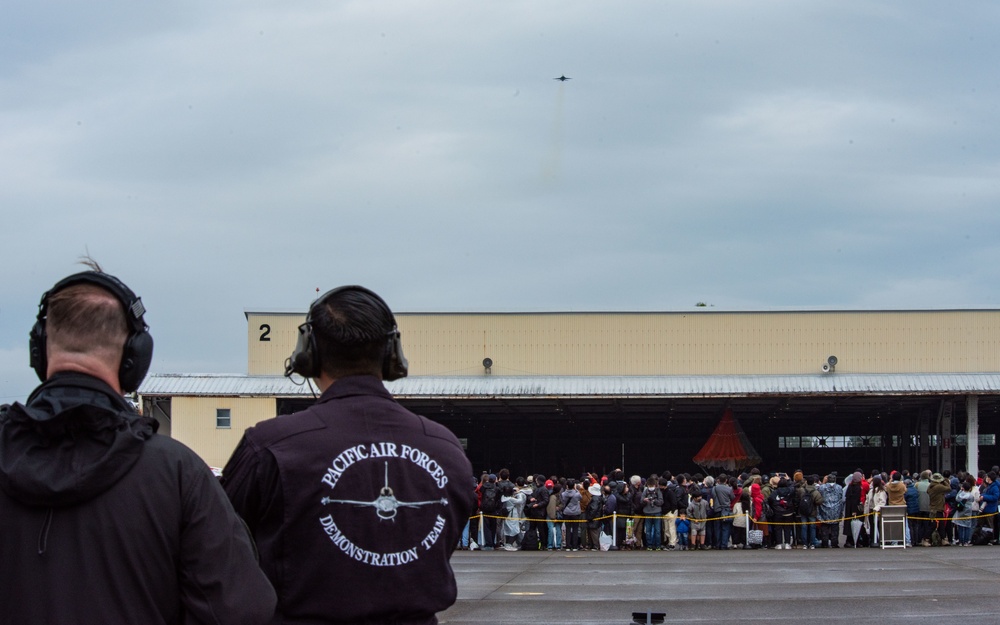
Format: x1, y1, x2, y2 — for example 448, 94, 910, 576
0, 373, 156, 507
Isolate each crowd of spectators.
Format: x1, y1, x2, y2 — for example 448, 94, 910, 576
464, 466, 1000, 551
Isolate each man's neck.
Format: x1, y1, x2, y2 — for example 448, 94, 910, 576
47, 354, 122, 394
315, 370, 382, 393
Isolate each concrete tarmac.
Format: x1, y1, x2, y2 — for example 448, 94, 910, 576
439, 546, 1000, 625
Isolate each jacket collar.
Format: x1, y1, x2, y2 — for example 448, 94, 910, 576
22, 372, 136, 422
316, 374, 392, 405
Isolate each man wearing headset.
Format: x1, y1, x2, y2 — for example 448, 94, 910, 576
222, 286, 474, 625
0, 263, 276, 625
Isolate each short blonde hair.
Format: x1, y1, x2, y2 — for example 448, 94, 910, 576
47, 284, 127, 364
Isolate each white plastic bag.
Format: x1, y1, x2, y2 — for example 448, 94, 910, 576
599, 531, 613, 551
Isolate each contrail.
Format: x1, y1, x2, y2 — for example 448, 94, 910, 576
541, 81, 567, 182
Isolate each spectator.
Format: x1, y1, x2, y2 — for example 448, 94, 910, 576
768, 477, 798, 549
561, 479, 583, 551
546, 483, 564, 551
953, 479, 978, 546
223, 285, 474, 624
0, 266, 276, 624
928, 473, 951, 545
501, 483, 526, 550
641, 476, 664, 550
817, 473, 844, 548
676, 512, 691, 550
844, 472, 865, 547
978, 471, 999, 544
864, 476, 888, 547
687, 490, 709, 550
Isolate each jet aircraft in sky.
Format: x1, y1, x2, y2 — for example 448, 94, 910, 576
554, 75, 571, 81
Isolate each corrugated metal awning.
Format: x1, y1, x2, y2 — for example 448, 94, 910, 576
139, 372, 1000, 399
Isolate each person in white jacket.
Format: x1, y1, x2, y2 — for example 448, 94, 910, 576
864, 476, 888, 547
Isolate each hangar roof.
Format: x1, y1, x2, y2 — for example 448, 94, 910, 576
140, 372, 1000, 399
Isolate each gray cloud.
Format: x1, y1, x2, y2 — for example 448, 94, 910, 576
2, 1, 999, 400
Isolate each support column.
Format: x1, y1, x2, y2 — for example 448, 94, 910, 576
940, 400, 953, 473
967, 395, 979, 477
899, 412, 911, 472
919, 408, 931, 471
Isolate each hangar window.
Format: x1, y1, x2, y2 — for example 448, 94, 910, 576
956, 434, 995, 446
781, 434, 995, 449
216, 408, 231, 429
780, 436, 883, 449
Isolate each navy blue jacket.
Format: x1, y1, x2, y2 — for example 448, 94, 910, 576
223, 375, 474, 625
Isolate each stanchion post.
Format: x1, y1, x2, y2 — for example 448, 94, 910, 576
610, 512, 618, 550
478, 512, 484, 549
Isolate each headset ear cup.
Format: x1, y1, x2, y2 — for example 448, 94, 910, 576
286, 323, 321, 379
29, 321, 47, 383
382, 330, 409, 381
119, 331, 154, 393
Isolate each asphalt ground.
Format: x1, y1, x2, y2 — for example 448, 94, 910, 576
439, 546, 1000, 625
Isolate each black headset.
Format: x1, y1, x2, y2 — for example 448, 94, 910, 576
29, 271, 154, 393
284, 285, 408, 382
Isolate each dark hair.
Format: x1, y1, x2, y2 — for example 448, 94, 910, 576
311, 288, 395, 378
502, 484, 514, 497
499, 468, 510, 481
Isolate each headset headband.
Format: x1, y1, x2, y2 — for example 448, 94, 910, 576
30, 271, 154, 393
285, 285, 407, 381
39, 272, 149, 334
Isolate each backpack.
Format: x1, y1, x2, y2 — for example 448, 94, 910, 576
587, 494, 604, 521
615, 491, 632, 515
521, 525, 540, 551
481, 483, 501, 515
773, 493, 792, 515
675, 486, 689, 511
971, 527, 993, 546
663, 483, 680, 512
797, 489, 815, 516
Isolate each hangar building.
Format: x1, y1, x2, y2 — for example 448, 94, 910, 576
139, 309, 1000, 479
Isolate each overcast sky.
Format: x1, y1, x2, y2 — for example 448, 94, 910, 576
2, 1, 999, 402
